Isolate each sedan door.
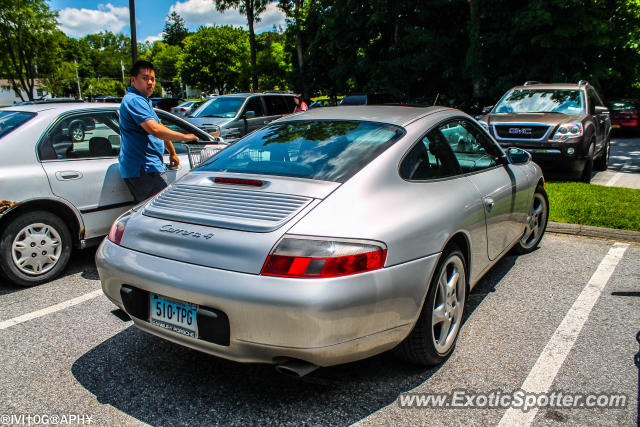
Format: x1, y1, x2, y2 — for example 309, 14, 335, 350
38, 110, 133, 239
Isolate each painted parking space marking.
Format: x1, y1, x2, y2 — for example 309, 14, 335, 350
0, 289, 103, 330
497, 242, 629, 427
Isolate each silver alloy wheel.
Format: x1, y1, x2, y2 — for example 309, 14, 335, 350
71, 124, 84, 141
11, 223, 62, 275
520, 192, 548, 249
431, 254, 466, 355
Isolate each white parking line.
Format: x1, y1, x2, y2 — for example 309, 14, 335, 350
497, 242, 629, 427
606, 159, 632, 186
0, 289, 103, 330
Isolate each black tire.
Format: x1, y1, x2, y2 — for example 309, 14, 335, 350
394, 245, 467, 366
580, 142, 595, 183
512, 186, 549, 255
0, 211, 72, 287
70, 122, 85, 142
593, 139, 610, 171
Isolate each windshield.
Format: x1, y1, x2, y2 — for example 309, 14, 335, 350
191, 97, 245, 118
0, 111, 36, 139
198, 120, 405, 182
494, 89, 585, 114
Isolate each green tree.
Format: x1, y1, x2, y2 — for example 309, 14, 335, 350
0, 0, 59, 100
177, 26, 250, 94
214, 0, 270, 92
163, 11, 189, 46
256, 31, 290, 90
140, 41, 182, 95
277, 0, 307, 96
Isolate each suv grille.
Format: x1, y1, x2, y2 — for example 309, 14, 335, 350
144, 184, 312, 232
494, 124, 550, 140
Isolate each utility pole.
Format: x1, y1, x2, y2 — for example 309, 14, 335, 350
74, 60, 82, 100
129, 0, 138, 63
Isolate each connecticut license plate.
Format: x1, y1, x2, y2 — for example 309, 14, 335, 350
150, 294, 198, 338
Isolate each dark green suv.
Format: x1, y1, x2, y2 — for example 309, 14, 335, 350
477, 81, 611, 182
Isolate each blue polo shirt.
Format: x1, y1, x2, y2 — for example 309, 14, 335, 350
118, 87, 165, 178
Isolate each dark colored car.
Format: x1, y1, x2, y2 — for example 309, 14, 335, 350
151, 98, 183, 112
477, 81, 611, 182
606, 99, 640, 132
339, 93, 400, 106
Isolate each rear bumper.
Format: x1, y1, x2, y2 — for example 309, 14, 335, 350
96, 239, 439, 367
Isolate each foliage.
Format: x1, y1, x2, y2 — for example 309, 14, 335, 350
546, 182, 640, 231
215, 0, 270, 91
0, 0, 59, 100
177, 26, 250, 94
140, 41, 182, 95
163, 11, 189, 46
82, 78, 126, 98
255, 31, 290, 90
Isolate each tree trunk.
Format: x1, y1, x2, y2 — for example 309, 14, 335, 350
468, 0, 481, 99
247, 2, 258, 92
295, 0, 306, 98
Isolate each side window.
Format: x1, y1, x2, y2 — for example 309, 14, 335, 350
440, 120, 499, 172
400, 119, 499, 180
38, 111, 120, 161
264, 96, 289, 115
243, 97, 265, 117
587, 89, 600, 114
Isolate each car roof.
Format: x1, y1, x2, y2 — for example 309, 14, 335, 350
0, 103, 118, 114
279, 105, 454, 127
510, 83, 588, 91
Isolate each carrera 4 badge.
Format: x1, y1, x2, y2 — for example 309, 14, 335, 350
160, 224, 214, 239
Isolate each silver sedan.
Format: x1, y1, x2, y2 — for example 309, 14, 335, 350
97, 106, 548, 376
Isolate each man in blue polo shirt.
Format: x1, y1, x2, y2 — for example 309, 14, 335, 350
119, 60, 198, 202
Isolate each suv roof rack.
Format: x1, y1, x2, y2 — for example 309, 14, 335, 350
262, 90, 295, 94
523, 81, 543, 86
577, 80, 589, 86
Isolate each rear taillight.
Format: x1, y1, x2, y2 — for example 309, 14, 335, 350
107, 212, 132, 245
261, 236, 386, 278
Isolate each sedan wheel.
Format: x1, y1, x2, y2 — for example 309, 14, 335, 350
0, 211, 72, 287
513, 186, 549, 254
395, 245, 467, 366
70, 123, 85, 142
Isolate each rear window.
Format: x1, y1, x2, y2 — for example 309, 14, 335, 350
198, 120, 405, 182
0, 111, 36, 139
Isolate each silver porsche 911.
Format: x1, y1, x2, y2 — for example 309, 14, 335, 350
97, 106, 548, 376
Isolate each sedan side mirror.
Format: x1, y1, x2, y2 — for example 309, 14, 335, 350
505, 147, 532, 164
244, 111, 256, 119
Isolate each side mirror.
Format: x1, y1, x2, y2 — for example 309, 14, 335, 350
594, 105, 609, 114
244, 111, 256, 119
482, 105, 493, 114
505, 147, 532, 165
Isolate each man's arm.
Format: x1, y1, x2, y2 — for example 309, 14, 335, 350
140, 119, 199, 142
164, 140, 179, 168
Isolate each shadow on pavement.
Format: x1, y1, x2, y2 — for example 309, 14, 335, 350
71, 250, 518, 426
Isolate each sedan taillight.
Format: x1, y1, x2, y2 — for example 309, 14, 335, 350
261, 236, 386, 278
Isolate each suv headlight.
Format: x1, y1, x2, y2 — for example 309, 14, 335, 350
207, 125, 221, 137
552, 123, 583, 141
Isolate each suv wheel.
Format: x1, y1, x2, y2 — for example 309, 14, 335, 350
580, 142, 595, 183
0, 211, 72, 287
594, 138, 610, 171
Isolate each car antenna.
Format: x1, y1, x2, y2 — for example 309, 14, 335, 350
433, 93, 440, 105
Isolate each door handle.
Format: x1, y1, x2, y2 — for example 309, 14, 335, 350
55, 171, 82, 180
484, 198, 495, 212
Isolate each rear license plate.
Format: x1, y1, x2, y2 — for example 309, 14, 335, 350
612, 124, 621, 128
150, 294, 198, 338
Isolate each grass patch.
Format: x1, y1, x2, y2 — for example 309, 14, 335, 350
545, 182, 640, 231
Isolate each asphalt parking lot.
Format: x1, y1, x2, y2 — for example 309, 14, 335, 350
592, 133, 640, 189
0, 233, 638, 426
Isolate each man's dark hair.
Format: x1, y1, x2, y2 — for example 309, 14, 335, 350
130, 60, 154, 77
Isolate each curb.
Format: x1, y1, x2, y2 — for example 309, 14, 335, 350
547, 221, 640, 243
